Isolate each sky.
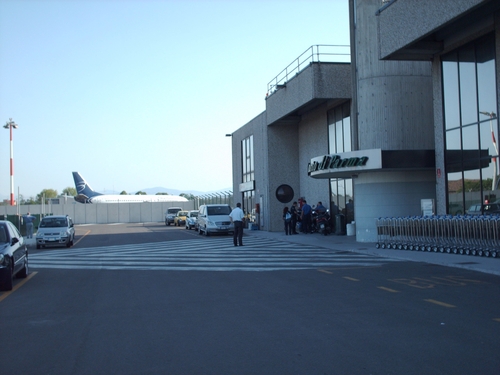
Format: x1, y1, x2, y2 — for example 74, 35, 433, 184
0, 0, 350, 200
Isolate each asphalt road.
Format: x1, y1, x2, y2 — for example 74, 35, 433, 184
1, 223, 499, 374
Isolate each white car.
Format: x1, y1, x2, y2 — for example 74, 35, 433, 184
36, 215, 75, 249
197, 204, 234, 236
185, 210, 199, 230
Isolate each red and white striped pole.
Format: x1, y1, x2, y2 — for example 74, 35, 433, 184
4, 118, 18, 206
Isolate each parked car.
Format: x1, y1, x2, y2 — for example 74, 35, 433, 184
0, 220, 28, 291
197, 204, 233, 236
36, 215, 75, 249
174, 211, 189, 226
185, 210, 199, 230
466, 203, 500, 215
165, 207, 183, 226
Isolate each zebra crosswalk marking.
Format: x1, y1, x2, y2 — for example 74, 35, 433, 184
30, 237, 401, 271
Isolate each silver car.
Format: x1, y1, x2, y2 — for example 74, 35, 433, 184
197, 204, 234, 236
185, 210, 199, 230
36, 215, 75, 249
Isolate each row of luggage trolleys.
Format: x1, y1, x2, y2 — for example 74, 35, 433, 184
375, 215, 500, 258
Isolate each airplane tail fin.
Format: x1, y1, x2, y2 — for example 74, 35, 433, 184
72, 172, 102, 203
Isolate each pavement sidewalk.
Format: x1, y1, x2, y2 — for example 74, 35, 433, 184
244, 229, 500, 276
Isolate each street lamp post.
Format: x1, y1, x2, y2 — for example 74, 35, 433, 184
3, 118, 18, 206
479, 111, 498, 191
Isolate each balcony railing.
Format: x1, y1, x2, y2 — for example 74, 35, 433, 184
266, 44, 350, 97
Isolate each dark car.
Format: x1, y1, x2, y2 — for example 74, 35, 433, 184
165, 207, 183, 226
0, 220, 29, 291
467, 203, 500, 215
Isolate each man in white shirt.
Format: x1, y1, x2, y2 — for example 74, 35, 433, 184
229, 203, 245, 246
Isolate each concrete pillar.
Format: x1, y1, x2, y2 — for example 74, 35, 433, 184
350, 0, 436, 242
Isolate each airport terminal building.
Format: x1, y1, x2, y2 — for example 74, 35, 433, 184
228, 0, 500, 242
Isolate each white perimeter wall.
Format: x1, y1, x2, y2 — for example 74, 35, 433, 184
0, 201, 195, 224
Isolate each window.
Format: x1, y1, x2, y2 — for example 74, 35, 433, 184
241, 135, 255, 216
328, 102, 351, 154
328, 101, 354, 222
442, 33, 498, 215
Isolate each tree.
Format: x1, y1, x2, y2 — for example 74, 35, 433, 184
180, 193, 195, 200
120, 191, 128, 195
17, 194, 37, 205
62, 187, 77, 196
24, 196, 38, 205
135, 191, 146, 195
156, 192, 169, 195
36, 189, 58, 203
458, 179, 493, 193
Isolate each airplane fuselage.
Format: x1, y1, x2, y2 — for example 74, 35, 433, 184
85, 195, 188, 203
72, 171, 188, 204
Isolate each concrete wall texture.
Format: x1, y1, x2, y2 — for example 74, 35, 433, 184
352, 0, 436, 241
378, 0, 487, 59
266, 63, 351, 125
265, 103, 331, 232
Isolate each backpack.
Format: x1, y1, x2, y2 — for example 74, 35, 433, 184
285, 212, 292, 221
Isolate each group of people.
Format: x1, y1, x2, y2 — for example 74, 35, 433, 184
282, 200, 327, 235
282, 202, 299, 236
224, 199, 350, 244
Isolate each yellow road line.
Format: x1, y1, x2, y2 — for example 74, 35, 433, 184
424, 299, 456, 308
74, 230, 91, 246
318, 269, 333, 274
343, 276, 359, 282
0, 271, 38, 303
378, 286, 400, 293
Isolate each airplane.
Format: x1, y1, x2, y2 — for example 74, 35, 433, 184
72, 172, 189, 204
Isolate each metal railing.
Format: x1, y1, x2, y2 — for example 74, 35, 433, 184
266, 45, 350, 97
195, 191, 233, 208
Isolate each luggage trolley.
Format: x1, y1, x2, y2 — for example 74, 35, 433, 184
484, 216, 497, 258
429, 215, 445, 252
459, 216, 476, 255
449, 215, 467, 254
384, 217, 396, 249
435, 215, 452, 253
475, 216, 489, 256
478, 216, 499, 257
407, 216, 420, 251
375, 217, 391, 249
401, 216, 413, 250
491, 217, 500, 257
416, 216, 430, 251
386, 217, 399, 249
424, 216, 439, 252
390, 217, 406, 249
374, 214, 500, 258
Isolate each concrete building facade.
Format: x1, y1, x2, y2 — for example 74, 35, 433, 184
229, 0, 500, 242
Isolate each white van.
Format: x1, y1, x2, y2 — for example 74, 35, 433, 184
197, 204, 233, 236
